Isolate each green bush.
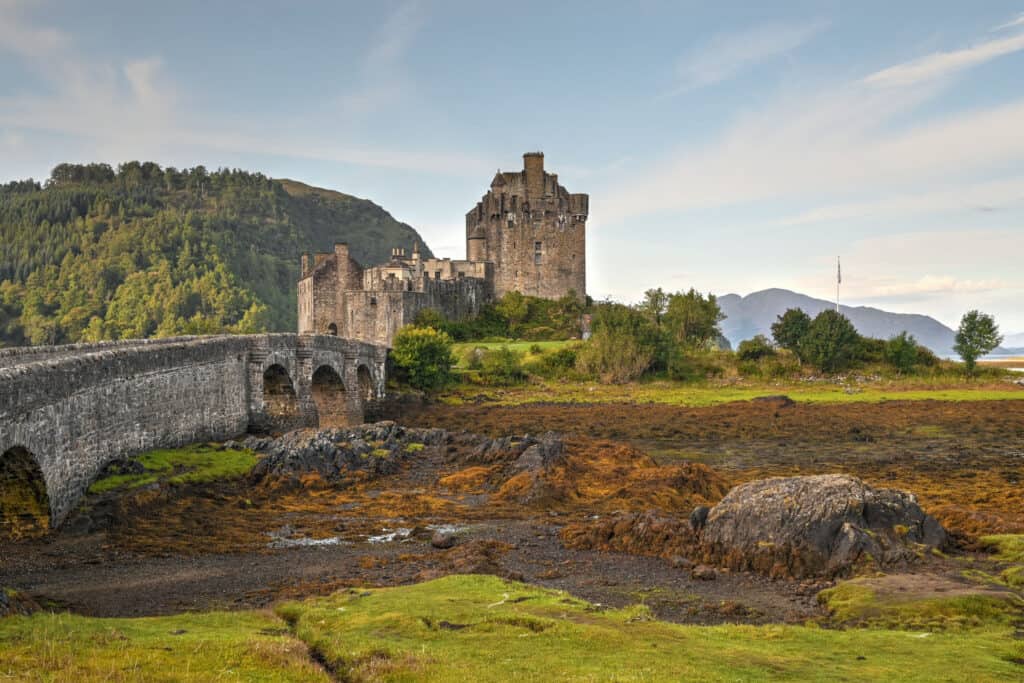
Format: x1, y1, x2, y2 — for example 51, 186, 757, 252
736, 335, 776, 361
802, 310, 861, 373
666, 350, 727, 382
390, 326, 456, 392
575, 303, 658, 383
884, 332, 919, 374
478, 346, 527, 385
525, 344, 579, 379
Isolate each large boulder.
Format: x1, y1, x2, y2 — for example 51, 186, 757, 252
701, 474, 946, 578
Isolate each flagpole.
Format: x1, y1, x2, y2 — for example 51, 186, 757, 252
836, 256, 841, 312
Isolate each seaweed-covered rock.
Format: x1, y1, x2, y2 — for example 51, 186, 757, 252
701, 474, 946, 578
247, 422, 446, 487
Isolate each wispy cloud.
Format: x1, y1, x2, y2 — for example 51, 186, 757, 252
864, 31, 1024, 87
336, 1, 423, 118
994, 12, 1024, 31
869, 275, 1006, 297
603, 21, 1024, 225
771, 176, 1024, 227
667, 20, 827, 95
0, 0, 487, 177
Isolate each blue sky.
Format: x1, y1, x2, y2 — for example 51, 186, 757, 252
2, 1, 1023, 334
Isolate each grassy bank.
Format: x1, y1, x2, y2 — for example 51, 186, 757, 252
87, 444, 257, 495
4, 575, 1020, 681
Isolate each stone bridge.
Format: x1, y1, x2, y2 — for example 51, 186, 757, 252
0, 334, 387, 530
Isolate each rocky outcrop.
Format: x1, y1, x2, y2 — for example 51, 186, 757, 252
245, 422, 446, 487
0, 588, 40, 617
701, 474, 947, 578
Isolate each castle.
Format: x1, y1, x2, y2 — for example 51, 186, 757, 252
297, 152, 588, 346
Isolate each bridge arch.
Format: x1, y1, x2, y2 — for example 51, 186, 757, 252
311, 364, 347, 428
1, 446, 50, 539
262, 363, 301, 429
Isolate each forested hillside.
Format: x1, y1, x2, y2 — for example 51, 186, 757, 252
0, 162, 432, 346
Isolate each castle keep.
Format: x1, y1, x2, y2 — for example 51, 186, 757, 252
298, 152, 588, 346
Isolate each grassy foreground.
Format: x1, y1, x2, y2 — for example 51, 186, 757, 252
2, 575, 1021, 681
0, 610, 329, 682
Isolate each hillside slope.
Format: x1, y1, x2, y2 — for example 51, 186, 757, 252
718, 288, 957, 356
0, 162, 432, 346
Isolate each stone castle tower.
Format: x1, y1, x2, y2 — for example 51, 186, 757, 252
299, 152, 587, 345
466, 152, 588, 300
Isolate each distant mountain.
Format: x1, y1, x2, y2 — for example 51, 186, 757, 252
1003, 332, 1024, 349
0, 162, 433, 346
717, 288, 958, 356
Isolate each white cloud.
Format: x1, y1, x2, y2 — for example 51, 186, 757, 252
0, 1, 488, 178
601, 19, 1024, 226
864, 32, 1024, 87
869, 275, 1006, 297
994, 13, 1024, 31
772, 176, 1024, 226
668, 21, 826, 94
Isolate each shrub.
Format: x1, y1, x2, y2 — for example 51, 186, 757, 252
478, 346, 527, 385
390, 326, 456, 392
736, 335, 776, 361
575, 303, 658, 383
529, 343, 544, 355
884, 332, 919, 374
526, 344, 579, 379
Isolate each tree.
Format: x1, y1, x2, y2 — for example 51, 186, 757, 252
638, 288, 669, 326
663, 288, 725, 350
771, 308, 811, 361
884, 332, 919, 374
390, 325, 456, 392
802, 310, 861, 373
575, 302, 659, 383
954, 310, 1002, 375
494, 291, 529, 336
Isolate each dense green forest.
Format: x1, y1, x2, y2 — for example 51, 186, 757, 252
0, 162, 432, 346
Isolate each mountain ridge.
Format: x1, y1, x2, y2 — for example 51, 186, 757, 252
717, 288, 959, 356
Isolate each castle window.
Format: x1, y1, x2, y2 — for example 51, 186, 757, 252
534, 241, 542, 265
370, 297, 377, 306
435, 270, 441, 279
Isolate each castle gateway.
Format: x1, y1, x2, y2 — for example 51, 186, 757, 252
298, 152, 588, 346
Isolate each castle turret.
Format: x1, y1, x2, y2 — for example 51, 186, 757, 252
523, 152, 544, 199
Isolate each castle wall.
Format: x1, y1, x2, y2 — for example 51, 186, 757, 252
342, 276, 491, 346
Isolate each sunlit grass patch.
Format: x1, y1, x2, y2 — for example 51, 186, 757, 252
277, 574, 1023, 682
0, 609, 329, 682
981, 535, 1024, 563
819, 578, 1024, 631
88, 444, 257, 494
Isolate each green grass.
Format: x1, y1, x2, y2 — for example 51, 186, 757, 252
276, 574, 1024, 682
452, 341, 572, 369
982, 535, 1024, 562
819, 579, 1024, 631
0, 610, 329, 682
87, 444, 258, 494
441, 377, 1024, 407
